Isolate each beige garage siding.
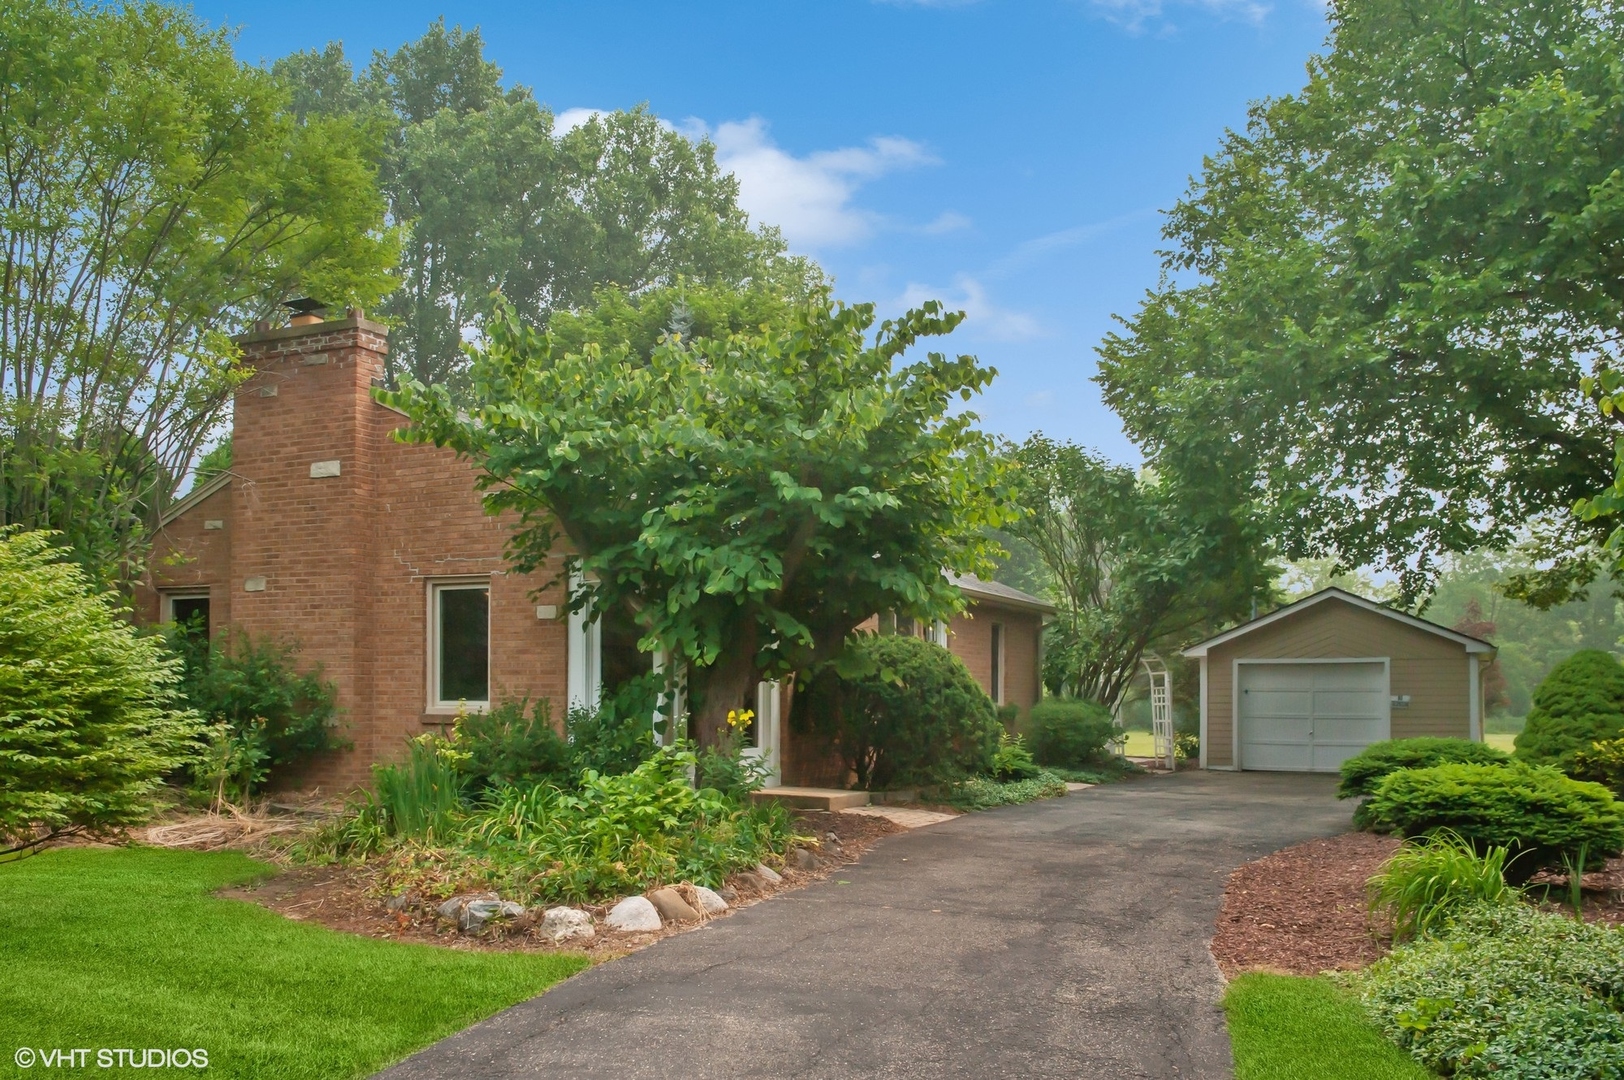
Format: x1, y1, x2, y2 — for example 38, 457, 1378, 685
1205, 599, 1473, 768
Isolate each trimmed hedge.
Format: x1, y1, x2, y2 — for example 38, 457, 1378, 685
1339, 737, 1509, 800
835, 634, 1001, 790
1515, 649, 1624, 771
1361, 761, 1624, 877
1027, 698, 1115, 769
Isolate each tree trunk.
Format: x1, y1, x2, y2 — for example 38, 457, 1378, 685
688, 625, 761, 752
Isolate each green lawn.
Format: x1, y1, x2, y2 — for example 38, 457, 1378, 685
1122, 730, 1158, 757
0, 847, 588, 1079
1485, 732, 1517, 753
1222, 973, 1436, 1080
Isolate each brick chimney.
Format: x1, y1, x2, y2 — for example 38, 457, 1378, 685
229, 307, 390, 779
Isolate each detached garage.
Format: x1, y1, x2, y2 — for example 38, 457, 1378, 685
1183, 588, 1496, 773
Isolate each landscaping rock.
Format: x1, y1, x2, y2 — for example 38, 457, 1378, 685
605, 895, 662, 932
384, 892, 415, 912
539, 906, 595, 944
718, 886, 739, 904
436, 893, 521, 932
755, 863, 783, 884
731, 872, 764, 892
791, 846, 819, 871
691, 886, 729, 914
647, 887, 701, 924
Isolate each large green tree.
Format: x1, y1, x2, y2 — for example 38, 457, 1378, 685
274, 21, 816, 390
1096, 0, 1624, 604
0, 0, 395, 579
383, 285, 1012, 746
1008, 436, 1272, 707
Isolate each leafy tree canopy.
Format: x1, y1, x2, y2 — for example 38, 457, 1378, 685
0, 0, 395, 579
382, 284, 1013, 745
274, 20, 820, 390
1096, 0, 1624, 604
1006, 435, 1273, 707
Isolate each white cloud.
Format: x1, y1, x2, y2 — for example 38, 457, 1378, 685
985, 209, 1156, 278
1089, 0, 1270, 32
1024, 389, 1056, 409
895, 275, 1042, 342
698, 117, 936, 249
553, 107, 606, 135
920, 211, 972, 235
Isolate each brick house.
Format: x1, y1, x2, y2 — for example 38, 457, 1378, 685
137, 311, 1054, 789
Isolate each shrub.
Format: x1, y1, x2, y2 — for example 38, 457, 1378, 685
1366, 831, 1520, 941
1515, 649, 1624, 770
455, 698, 569, 792
1339, 738, 1510, 826
1174, 732, 1200, 762
0, 530, 202, 853
1355, 902, 1624, 1079
564, 675, 660, 778
941, 771, 1067, 811
1572, 737, 1624, 797
1027, 698, 1115, 769
173, 630, 344, 796
695, 707, 773, 798
990, 731, 1042, 781
834, 634, 1001, 790
1362, 762, 1624, 877
456, 748, 796, 902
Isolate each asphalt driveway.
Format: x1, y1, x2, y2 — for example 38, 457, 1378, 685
378, 771, 1349, 1080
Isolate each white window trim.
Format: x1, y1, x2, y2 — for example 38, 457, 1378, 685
741, 681, 782, 787
426, 577, 492, 714
566, 569, 602, 713
161, 589, 211, 623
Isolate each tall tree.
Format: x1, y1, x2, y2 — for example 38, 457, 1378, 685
1095, 0, 1624, 604
274, 21, 817, 390
383, 285, 1013, 746
1, 0, 395, 578
1008, 436, 1272, 707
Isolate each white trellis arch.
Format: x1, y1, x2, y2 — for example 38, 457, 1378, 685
1141, 654, 1175, 771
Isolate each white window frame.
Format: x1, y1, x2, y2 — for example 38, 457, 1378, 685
566, 569, 603, 713
161, 589, 211, 625
427, 577, 492, 713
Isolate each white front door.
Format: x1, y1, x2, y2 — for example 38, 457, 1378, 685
742, 681, 782, 786
1238, 662, 1388, 772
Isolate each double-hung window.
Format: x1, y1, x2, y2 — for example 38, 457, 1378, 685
431, 581, 490, 709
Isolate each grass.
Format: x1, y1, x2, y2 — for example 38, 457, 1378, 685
1123, 730, 1158, 757
0, 847, 589, 1079
1484, 732, 1517, 753
1222, 974, 1437, 1080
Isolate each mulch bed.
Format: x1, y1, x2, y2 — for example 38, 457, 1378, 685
213, 808, 902, 957
1211, 833, 1399, 978
1212, 833, 1624, 978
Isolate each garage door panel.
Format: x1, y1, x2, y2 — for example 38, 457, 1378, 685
1239, 662, 1388, 773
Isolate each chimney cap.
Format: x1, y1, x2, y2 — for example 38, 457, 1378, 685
282, 297, 327, 317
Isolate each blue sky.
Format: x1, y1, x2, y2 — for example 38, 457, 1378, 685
197, 0, 1331, 462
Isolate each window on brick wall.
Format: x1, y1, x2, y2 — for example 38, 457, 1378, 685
432, 581, 489, 708
163, 592, 211, 642
990, 622, 1005, 704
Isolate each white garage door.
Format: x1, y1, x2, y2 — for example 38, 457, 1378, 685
1238, 662, 1388, 772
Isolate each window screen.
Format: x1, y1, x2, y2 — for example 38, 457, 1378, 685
990, 623, 1004, 703
437, 585, 489, 704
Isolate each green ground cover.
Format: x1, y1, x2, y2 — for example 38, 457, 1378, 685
1222, 973, 1437, 1080
0, 847, 588, 1079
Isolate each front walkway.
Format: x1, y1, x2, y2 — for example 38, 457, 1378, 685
377, 771, 1348, 1080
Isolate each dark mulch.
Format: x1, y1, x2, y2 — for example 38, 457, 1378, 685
1211, 832, 1399, 977
216, 808, 903, 957
1528, 855, 1624, 926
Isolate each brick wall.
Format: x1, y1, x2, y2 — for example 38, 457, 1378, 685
947, 601, 1043, 716
146, 315, 572, 790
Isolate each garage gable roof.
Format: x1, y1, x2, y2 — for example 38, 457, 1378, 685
1182, 587, 1495, 658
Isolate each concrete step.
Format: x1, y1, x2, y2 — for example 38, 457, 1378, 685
750, 786, 871, 811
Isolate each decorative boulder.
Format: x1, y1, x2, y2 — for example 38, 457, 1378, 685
539, 906, 595, 944
691, 886, 729, 915
791, 847, 819, 871
605, 895, 662, 932
436, 893, 522, 933
647, 887, 701, 924
755, 863, 783, 884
